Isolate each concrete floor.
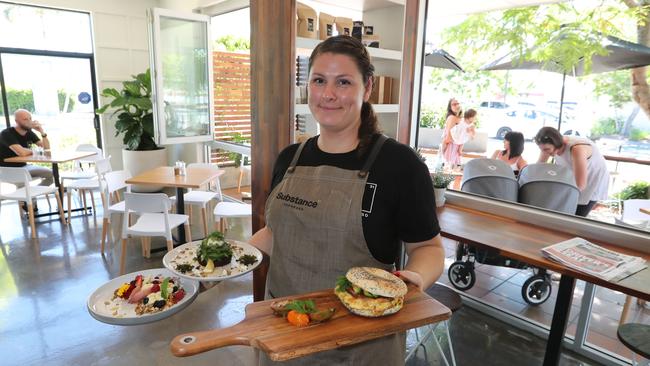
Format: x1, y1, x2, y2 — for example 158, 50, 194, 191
0, 193, 603, 366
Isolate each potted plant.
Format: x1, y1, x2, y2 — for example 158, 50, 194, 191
431, 169, 456, 207
96, 69, 167, 192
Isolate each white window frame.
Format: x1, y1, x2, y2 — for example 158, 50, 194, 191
149, 8, 214, 145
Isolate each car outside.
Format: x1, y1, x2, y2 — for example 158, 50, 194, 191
480, 108, 559, 139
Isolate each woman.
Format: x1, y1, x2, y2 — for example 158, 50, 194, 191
441, 98, 463, 167
491, 131, 527, 175
534, 127, 609, 217
249, 35, 445, 365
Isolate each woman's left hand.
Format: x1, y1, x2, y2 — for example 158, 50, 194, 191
393, 270, 424, 291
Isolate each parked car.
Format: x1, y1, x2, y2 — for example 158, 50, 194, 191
480, 108, 559, 139
479, 100, 511, 109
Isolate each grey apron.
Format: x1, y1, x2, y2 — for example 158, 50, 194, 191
260, 135, 405, 366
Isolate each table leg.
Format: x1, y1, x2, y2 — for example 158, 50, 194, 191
52, 163, 63, 203
176, 187, 186, 243
543, 274, 576, 366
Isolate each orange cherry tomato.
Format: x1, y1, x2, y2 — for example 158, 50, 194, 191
287, 310, 310, 327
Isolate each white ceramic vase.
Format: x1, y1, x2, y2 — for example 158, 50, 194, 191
434, 187, 446, 207
122, 147, 167, 192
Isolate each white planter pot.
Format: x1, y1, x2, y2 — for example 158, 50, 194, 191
434, 188, 446, 207
122, 147, 167, 193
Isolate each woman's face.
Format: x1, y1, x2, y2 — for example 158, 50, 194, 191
538, 143, 560, 156
308, 52, 371, 134
450, 99, 461, 114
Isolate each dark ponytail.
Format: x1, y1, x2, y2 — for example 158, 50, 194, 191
309, 35, 380, 154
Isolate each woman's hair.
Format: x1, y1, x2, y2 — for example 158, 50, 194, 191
464, 108, 477, 119
446, 98, 462, 118
503, 131, 525, 158
534, 127, 564, 148
309, 35, 378, 154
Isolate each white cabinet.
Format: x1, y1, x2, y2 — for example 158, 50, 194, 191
294, 0, 405, 140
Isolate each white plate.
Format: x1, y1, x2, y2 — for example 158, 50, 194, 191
162, 239, 263, 282
87, 268, 199, 326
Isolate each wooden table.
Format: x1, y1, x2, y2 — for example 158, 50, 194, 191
4, 151, 97, 217
437, 204, 650, 366
125, 166, 224, 243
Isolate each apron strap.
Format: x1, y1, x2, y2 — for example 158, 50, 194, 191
358, 134, 388, 178
287, 139, 309, 173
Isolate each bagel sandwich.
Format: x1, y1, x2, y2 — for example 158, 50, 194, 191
334, 267, 408, 317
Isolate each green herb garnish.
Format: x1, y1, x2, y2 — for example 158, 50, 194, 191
284, 299, 316, 314
175, 264, 194, 273
237, 254, 258, 266
161, 277, 170, 299
336, 276, 352, 292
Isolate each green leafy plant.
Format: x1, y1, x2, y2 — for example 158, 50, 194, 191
419, 106, 446, 129
614, 181, 650, 200
226, 132, 251, 167
590, 117, 621, 139
431, 169, 456, 189
95, 69, 157, 151
629, 128, 650, 142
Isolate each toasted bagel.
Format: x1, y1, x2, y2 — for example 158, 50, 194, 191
345, 267, 407, 298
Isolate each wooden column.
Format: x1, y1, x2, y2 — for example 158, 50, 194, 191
250, 0, 296, 301
397, 0, 420, 144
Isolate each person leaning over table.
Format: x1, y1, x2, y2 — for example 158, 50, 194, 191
0, 109, 53, 211
248, 35, 445, 366
534, 126, 609, 217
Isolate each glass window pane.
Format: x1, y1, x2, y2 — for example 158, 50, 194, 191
2, 53, 97, 159
159, 16, 211, 140
0, 2, 92, 53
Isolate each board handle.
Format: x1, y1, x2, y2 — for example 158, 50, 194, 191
170, 323, 250, 357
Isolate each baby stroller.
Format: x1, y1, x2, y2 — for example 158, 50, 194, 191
448, 159, 572, 305
515, 163, 579, 304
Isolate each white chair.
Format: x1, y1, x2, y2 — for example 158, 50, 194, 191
213, 202, 252, 233
171, 163, 223, 237
120, 192, 191, 275
238, 156, 251, 192
60, 144, 103, 184
66, 156, 112, 223
0, 167, 65, 238
99, 169, 132, 255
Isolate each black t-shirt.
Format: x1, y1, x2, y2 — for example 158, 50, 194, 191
270, 134, 440, 264
0, 127, 40, 167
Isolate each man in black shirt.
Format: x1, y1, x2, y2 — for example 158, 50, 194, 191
0, 109, 54, 190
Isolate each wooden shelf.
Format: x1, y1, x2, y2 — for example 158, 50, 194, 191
296, 37, 402, 61
295, 103, 398, 114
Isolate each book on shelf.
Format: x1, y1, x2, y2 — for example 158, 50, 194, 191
540, 237, 647, 281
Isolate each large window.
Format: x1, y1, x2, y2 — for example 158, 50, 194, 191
420, 1, 650, 364
0, 2, 92, 53
0, 2, 100, 152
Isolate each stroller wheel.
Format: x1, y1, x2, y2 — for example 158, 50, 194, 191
448, 261, 476, 291
521, 274, 552, 305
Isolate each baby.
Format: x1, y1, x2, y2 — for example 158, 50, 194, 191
450, 108, 477, 154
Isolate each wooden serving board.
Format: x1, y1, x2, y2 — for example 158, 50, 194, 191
170, 286, 451, 361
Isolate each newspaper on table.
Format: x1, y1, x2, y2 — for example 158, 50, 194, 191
541, 237, 647, 282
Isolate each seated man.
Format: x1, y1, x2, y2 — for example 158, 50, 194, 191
0, 109, 53, 210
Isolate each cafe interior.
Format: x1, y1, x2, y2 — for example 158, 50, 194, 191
0, 0, 649, 365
